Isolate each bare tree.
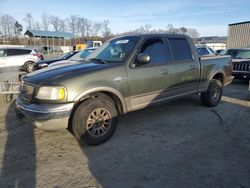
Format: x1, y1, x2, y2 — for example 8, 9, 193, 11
179, 27, 188, 34
67, 15, 80, 36
42, 13, 50, 31
49, 15, 61, 31
0, 14, 16, 40
58, 19, 67, 32
92, 22, 102, 38
23, 13, 34, 30
85, 18, 92, 38
34, 22, 41, 30
186, 28, 199, 38
102, 19, 112, 39
78, 17, 86, 37
14, 21, 23, 38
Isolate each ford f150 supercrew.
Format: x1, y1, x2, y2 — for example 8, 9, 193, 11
16, 34, 234, 145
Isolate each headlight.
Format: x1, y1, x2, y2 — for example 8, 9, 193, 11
38, 63, 48, 68
36, 86, 66, 100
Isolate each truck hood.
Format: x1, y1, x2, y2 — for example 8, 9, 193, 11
24, 61, 112, 85
233, 59, 250, 63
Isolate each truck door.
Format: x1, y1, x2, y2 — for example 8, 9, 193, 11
127, 37, 174, 110
167, 37, 200, 94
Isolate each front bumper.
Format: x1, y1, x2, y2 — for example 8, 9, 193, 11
232, 71, 250, 79
15, 97, 74, 130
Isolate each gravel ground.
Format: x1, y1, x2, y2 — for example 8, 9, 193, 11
0, 80, 250, 188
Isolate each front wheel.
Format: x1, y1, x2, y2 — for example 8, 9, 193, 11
72, 94, 118, 145
23, 62, 34, 73
201, 79, 223, 107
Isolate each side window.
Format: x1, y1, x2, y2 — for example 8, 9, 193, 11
7, 49, 31, 56
139, 38, 171, 65
197, 48, 209, 56
20, 49, 32, 54
168, 38, 193, 61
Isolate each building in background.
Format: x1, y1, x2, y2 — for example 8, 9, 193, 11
227, 21, 250, 48
197, 36, 227, 50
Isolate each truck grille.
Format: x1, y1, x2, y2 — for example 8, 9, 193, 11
20, 82, 34, 101
233, 63, 250, 71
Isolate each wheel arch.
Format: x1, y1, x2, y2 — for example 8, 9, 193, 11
210, 72, 225, 85
73, 87, 127, 115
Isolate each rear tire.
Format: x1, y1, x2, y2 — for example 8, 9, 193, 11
201, 79, 223, 107
23, 61, 34, 73
72, 94, 118, 145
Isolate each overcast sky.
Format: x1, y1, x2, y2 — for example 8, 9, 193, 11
0, 0, 250, 36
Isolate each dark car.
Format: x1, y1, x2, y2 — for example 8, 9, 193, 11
219, 48, 242, 59
232, 48, 250, 79
34, 51, 78, 70
47, 47, 97, 67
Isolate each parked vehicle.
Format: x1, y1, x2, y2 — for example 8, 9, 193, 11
215, 49, 224, 55
34, 51, 78, 70
232, 48, 250, 80
0, 48, 43, 73
86, 41, 102, 48
16, 34, 233, 145
48, 47, 96, 67
196, 45, 216, 56
219, 48, 242, 58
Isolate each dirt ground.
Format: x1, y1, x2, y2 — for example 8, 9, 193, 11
0, 80, 250, 188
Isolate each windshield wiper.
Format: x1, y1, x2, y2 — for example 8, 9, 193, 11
88, 58, 107, 64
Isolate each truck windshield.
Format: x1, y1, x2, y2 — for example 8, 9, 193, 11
86, 36, 139, 63
235, 50, 250, 59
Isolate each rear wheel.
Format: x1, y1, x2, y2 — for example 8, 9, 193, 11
201, 79, 223, 107
72, 94, 118, 145
23, 61, 34, 73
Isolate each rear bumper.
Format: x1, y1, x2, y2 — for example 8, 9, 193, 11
15, 97, 74, 130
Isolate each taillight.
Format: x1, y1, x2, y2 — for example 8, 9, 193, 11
33, 53, 44, 60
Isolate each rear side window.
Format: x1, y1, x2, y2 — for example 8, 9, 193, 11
7, 49, 32, 56
168, 38, 193, 61
140, 38, 171, 65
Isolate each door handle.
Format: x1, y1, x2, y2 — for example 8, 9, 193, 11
189, 65, 196, 70
160, 69, 168, 75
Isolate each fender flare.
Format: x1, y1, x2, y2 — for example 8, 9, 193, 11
73, 86, 127, 113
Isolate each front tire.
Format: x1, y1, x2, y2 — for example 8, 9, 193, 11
23, 61, 34, 73
201, 79, 223, 107
72, 94, 118, 145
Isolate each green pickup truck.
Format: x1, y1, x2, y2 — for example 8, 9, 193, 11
16, 34, 233, 145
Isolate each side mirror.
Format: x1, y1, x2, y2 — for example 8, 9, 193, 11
136, 53, 150, 66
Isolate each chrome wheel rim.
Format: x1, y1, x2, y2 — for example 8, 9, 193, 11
86, 108, 112, 137
211, 85, 220, 103
27, 64, 34, 73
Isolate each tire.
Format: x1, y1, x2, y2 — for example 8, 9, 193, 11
23, 61, 34, 73
72, 94, 118, 145
1, 94, 13, 103
201, 79, 223, 107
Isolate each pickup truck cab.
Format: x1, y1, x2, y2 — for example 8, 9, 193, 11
16, 34, 233, 145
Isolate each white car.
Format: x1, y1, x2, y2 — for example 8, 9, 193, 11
196, 45, 216, 57
0, 48, 44, 73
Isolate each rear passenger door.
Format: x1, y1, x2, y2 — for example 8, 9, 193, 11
167, 37, 200, 94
